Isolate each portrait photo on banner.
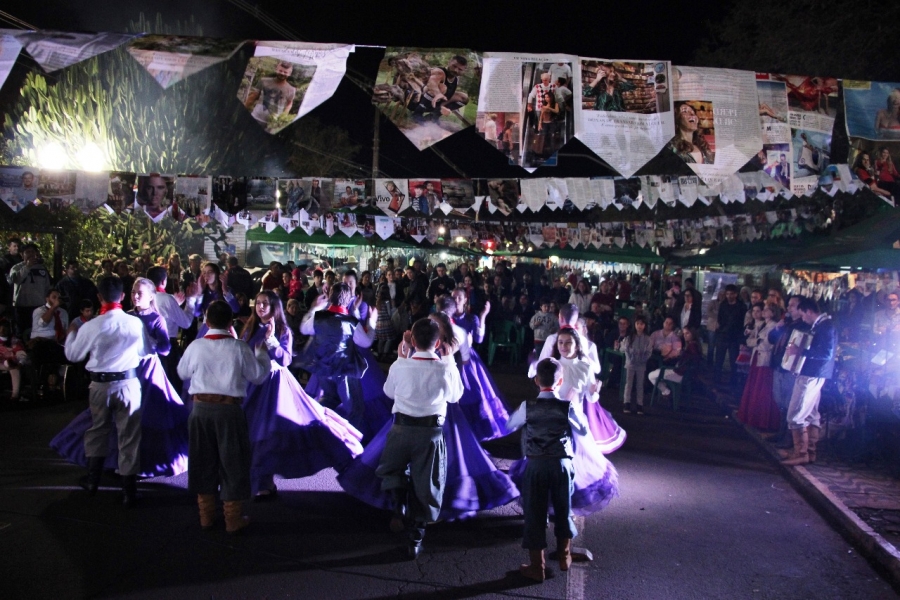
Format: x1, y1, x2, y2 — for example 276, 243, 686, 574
520, 61, 573, 169
136, 173, 175, 222
0, 166, 38, 213
238, 56, 316, 134
407, 180, 442, 217
666, 100, 716, 165
373, 48, 480, 150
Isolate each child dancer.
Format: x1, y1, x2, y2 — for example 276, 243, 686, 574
621, 316, 652, 414
0, 318, 27, 402
178, 300, 269, 533
51, 278, 190, 478
375, 317, 463, 559
505, 358, 590, 582
242, 290, 364, 499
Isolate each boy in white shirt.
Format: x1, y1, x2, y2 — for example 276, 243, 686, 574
377, 318, 463, 559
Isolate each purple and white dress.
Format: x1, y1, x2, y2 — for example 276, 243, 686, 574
50, 310, 190, 477
453, 313, 509, 441
243, 325, 364, 494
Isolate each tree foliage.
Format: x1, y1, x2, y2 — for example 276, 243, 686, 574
693, 0, 900, 80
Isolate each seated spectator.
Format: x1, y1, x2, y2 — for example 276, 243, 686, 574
0, 318, 28, 401
590, 280, 616, 316
29, 288, 70, 389
649, 316, 682, 367
648, 327, 702, 396
69, 299, 95, 332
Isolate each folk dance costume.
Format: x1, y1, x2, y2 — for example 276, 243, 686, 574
513, 354, 620, 515
306, 300, 392, 443
63, 302, 152, 505
154, 284, 194, 390
242, 324, 363, 495
51, 309, 190, 477
338, 353, 518, 524
737, 320, 780, 431
454, 312, 509, 441
535, 330, 626, 454
178, 327, 269, 533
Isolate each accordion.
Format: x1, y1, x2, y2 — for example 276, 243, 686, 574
781, 329, 813, 375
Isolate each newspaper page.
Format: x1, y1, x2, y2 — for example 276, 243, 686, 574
574, 58, 674, 177
0, 32, 21, 92
127, 35, 246, 89
843, 79, 900, 204
72, 171, 109, 214
173, 175, 211, 222
36, 170, 76, 209
373, 48, 481, 150
332, 179, 369, 211
757, 73, 838, 196
669, 66, 762, 187
374, 178, 409, 217
239, 42, 354, 134
15, 31, 135, 72
477, 52, 577, 170
0, 167, 37, 213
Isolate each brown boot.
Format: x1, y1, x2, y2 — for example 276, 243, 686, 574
198, 494, 216, 530
224, 501, 249, 534
520, 549, 545, 582
557, 538, 572, 571
807, 426, 820, 463
777, 429, 801, 459
782, 427, 809, 465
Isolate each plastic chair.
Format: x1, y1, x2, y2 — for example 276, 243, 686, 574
649, 365, 693, 411
488, 320, 522, 366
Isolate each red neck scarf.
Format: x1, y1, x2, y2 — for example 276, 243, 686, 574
52, 309, 65, 343
99, 302, 123, 315
327, 305, 348, 315
156, 286, 166, 293
539, 387, 555, 392
204, 334, 232, 340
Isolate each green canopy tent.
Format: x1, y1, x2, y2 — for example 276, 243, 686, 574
516, 245, 664, 264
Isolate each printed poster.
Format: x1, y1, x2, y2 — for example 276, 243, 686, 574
212, 176, 248, 215
173, 175, 211, 222
0, 167, 38, 213
575, 58, 674, 177
669, 66, 762, 187
333, 179, 369, 210
478, 52, 575, 169
407, 180, 442, 216
136, 173, 176, 222
373, 48, 481, 150
72, 171, 110, 214
374, 179, 409, 217
440, 178, 475, 215
15, 30, 135, 72
239, 42, 354, 134
844, 80, 900, 203
106, 172, 136, 213
0, 32, 21, 92
37, 170, 77, 208
128, 35, 246, 88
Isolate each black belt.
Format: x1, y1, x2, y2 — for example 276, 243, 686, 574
89, 369, 138, 383
394, 413, 444, 427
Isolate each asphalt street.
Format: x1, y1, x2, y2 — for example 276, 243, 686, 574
1, 370, 897, 599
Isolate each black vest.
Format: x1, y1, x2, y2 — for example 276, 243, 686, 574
523, 397, 573, 459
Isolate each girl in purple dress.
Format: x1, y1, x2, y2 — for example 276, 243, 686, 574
242, 290, 364, 499
510, 329, 619, 516
50, 278, 190, 477
447, 289, 509, 441
338, 312, 519, 521
187, 262, 240, 337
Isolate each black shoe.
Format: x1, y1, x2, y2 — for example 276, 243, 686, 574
389, 488, 408, 532
636, 405, 645, 415
122, 475, 138, 508
622, 404, 632, 414
79, 457, 104, 496
253, 486, 278, 502
407, 539, 422, 560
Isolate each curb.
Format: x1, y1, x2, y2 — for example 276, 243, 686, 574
739, 416, 900, 587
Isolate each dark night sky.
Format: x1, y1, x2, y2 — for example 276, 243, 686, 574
0, 1, 732, 179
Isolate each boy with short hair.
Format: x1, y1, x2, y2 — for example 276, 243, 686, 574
377, 318, 464, 559
506, 357, 589, 582
529, 299, 557, 354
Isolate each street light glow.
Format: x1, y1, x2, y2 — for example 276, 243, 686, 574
76, 142, 107, 172
38, 142, 67, 170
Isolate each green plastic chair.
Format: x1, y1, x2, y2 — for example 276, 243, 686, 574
488, 320, 522, 366
649, 365, 694, 411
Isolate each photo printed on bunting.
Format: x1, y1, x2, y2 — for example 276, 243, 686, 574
844, 80, 900, 203
127, 35, 246, 88
407, 180, 443, 217
478, 52, 576, 170
36, 171, 77, 209
173, 175, 211, 222
575, 58, 674, 177
14, 30, 136, 72
212, 176, 248, 215
72, 171, 109, 214
333, 179, 369, 210
239, 42, 353, 134
669, 67, 762, 187
374, 179, 409, 217
0, 32, 21, 92
135, 174, 176, 223
106, 172, 136, 214
373, 48, 481, 150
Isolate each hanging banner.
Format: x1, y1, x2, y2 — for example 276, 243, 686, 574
575, 58, 674, 177
338, 212, 357, 237
0, 167, 37, 213
407, 179, 442, 216
127, 35, 246, 88
106, 172, 135, 213
669, 66, 762, 187
373, 48, 480, 150
486, 179, 522, 215
15, 30, 135, 72
71, 171, 109, 213
277, 178, 306, 216
36, 170, 77, 209
173, 175, 211, 222
0, 32, 21, 92
844, 80, 900, 203
440, 178, 475, 215
564, 178, 598, 212
135, 173, 176, 222
477, 52, 575, 169
374, 178, 409, 217
212, 176, 248, 215
333, 178, 369, 210
239, 42, 354, 134
612, 177, 643, 210
374, 215, 393, 239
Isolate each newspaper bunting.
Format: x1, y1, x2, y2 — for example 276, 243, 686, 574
373, 48, 481, 150
239, 42, 354, 134
15, 30, 136, 72
127, 35, 246, 89
0, 32, 21, 92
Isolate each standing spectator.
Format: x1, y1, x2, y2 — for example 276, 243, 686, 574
226, 256, 255, 301
304, 269, 325, 309
738, 304, 783, 431
705, 290, 724, 365
529, 299, 558, 355
261, 262, 283, 291
714, 285, 747, 385
9, 243, 51, 336
114, 261, 136, 311
426, 263, 455, 306
181, 254, 202, 292
0, 237, 22, 318
57, 260, 99, 321
621, 316, 652, 414
768, 296, 809, 445
165, 254, 182, 295
568, 279, 593, 316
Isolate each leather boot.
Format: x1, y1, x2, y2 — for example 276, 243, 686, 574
224, 501, 249, 534
198, 494, 216, 530
557, 537, 572, 571
777, 428, 801, 459
520, 549, 545, 582
121, 475, 138, 508
782, 428, 809, 465
389, 488, 408, 533
807, 426, 820, 463
79, 456, 104, 496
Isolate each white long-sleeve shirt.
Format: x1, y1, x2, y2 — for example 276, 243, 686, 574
383, 350, 463, 418
178, 329, 269, 397
155, 291, 194, 338
65, 309, 151, 372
